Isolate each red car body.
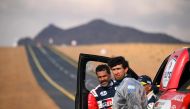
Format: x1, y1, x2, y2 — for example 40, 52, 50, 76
154, 47, 190, 109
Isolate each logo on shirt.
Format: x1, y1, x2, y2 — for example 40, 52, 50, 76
98, 98, 113, 108
100, 91, 107, 96
127, 85, 136, 93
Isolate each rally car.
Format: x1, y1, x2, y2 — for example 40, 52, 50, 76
75, 47, 190, 109
153, 47, 190, 109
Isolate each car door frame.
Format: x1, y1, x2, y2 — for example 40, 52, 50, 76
153, 55, 170, 86
75, 53, 110, 109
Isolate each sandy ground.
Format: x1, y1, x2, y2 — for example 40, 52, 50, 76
0, 43, 189, 109
0, 47, 59, 109
55, 43, 190, 79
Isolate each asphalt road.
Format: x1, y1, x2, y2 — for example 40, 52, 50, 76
25, 46, 100, 109
25, 46, 79, 109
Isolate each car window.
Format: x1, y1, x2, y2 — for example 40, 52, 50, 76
162, 58, 177, 88
153, 55, 169, 86
178, 61, 190, 92
179, 79, 190, 92
178, 61, 190, 91
85, 61, 109, 91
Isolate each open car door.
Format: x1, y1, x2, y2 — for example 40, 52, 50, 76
75, 53, 139, 109
75, 53, 110, 109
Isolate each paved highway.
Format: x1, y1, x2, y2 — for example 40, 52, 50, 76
25, 46, 78, 109
25, 46, 99, 109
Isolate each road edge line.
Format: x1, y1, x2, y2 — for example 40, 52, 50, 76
28, 46, 75, 101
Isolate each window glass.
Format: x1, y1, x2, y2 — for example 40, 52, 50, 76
178, 61, 190, 92
85, 61, 108, 91
179, 79, 190, 92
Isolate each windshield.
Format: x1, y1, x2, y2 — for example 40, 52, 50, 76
179, 79, 190, 92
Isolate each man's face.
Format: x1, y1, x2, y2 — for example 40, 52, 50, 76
111, 64, 128, 81
96, 70, 111, 87
143, 84, 152, 95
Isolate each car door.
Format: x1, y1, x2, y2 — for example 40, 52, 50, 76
75, 53, 110, 109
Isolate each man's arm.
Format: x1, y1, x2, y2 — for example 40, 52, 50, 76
113, 91, 127, 109
113, 78, 147, 109
88, 93, 98, 109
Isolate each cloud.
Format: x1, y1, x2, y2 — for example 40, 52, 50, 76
0, 0, 190, 46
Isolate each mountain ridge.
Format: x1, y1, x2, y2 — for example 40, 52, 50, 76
18, 19, 187, 45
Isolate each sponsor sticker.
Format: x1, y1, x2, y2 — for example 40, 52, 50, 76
172, 95, 185, 102
154, 99, 171, 109
171, 105, 176, 109
162, 58, 176, 88
98, 98, 113, 108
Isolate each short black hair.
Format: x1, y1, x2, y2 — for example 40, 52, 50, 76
96, 64, 111, 74
108, 56, 129, 68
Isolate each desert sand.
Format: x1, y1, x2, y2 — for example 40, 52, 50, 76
0, 47, 59, 109
55, 43, 190, 79
0, 43, 189, 109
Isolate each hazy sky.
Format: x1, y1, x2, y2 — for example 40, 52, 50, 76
0, 0, 190, 46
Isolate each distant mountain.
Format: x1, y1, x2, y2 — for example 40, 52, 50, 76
17, 37, 35, 45
18, 19, 187, 45
34, 24, 65, 45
